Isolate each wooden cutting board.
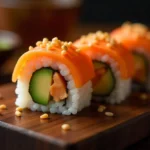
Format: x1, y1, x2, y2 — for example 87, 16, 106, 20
0, 84, 150, 150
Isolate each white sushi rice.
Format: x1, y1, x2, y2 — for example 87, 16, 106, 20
91, 53, 131, 104
15, 57, 92, 115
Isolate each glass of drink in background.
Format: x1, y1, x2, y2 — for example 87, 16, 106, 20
0, 0, 81, 48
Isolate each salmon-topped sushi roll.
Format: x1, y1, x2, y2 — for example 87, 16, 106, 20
74, 32, 134, 104
12, 38, 95, 115
111, 22, 150, 92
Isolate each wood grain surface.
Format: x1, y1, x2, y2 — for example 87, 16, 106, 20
0, 84, 150, 150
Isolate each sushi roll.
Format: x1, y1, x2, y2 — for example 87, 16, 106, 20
111, 22, 150, 92
12, 38, 95, 115
74, 32, 134, 104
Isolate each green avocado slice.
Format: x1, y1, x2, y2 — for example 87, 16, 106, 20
132, 52, 149, 84
29, 68, 53, 105
92, 61, 116, 96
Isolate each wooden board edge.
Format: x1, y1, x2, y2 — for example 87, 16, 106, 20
74, 112, 150, 150
0, 121, 71, 150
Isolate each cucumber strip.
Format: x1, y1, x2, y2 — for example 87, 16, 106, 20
29, 68, 53, 105
92, 61, 116, 96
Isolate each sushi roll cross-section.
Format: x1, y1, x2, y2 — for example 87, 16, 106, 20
74, 32, 134, 104
111, 22, 150, 92
12, 38, 95, 115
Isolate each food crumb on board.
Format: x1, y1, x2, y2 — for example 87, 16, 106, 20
0, 93, 3, 100
140, 93, 148, 100
98, 105, 106, 112
16, 107, 23, 112
61, 124, 71, 131
15, 111, 22, 117
105, 112, 114, 117
40, 113, 49, 119
0, 104, 7, 110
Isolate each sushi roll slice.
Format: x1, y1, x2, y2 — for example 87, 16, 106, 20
12, 38, 95, 115
74, 32, 134, 104
111, 22, 150, 92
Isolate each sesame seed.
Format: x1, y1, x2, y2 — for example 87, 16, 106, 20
43, 38, 48, 43
51, 40, 60, 47
36, 41, 42, 46
98, 105, 106, 112
105, 112, 114, 117
0, 104, 7, 110
16, 107, 23, 112
40, 44, 45, 48
106, 43, 112, 48
63, 42, 68, 46
15, 111, 22, 117
40, 113, 49, 119
61, 50, 67, 55
29, 46, 33, 51
94, 36, 99, 41
61, 45, 68, 50
52, 37, 58, 41
96, 31, 103, 35
61, 124, 71, 131
68, 42, 72, 46
47, 45, 52, 50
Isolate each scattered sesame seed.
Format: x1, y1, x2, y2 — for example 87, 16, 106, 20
16, 107, 23, 112
0, 104, 7, 110
40, 113, 49, 119
61, 124, 71, 131
105, 112, 114, 117
98, 105, 106, 112
15, 111, 22, 117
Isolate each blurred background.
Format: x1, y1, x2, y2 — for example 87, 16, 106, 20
0, 0, 150, 84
